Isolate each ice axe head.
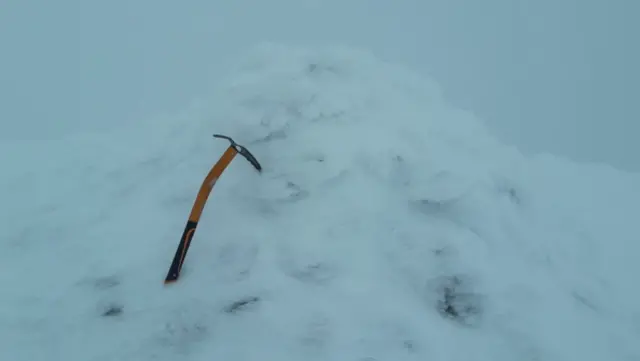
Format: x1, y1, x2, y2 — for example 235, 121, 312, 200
213, 134, 262, 172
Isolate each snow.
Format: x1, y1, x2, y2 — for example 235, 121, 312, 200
1, 43, 639, 361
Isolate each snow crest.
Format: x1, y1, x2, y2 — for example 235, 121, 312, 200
1, 44, 639, 361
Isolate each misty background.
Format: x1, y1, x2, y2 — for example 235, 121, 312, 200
1, 0, 638, 171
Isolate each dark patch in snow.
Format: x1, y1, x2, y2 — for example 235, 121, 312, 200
403, 340, 415, 352
494, 178, 522, 205
433, 245, 461, 260
101, 303, 124, 317
306, 63, 340, 76
251, 128, 288, 144
429, 244, 459, 258
571, 291, 598, 312
255, 179, 312, 206
409, 198, 457, 214
432, 274, 483, 326
307, 63, 318, 73
283, 182, 310, 202
288, 262, 338, 285
224, 296, 260, 313
156, 320, 209, 353
310, 110, 346, 123
506, 187, 520, 204
94, 275, 120, 290
499, 185, 521, 205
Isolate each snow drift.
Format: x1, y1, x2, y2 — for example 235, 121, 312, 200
1, 43, 639, 361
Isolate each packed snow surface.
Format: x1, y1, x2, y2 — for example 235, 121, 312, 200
1, 44, 639, 361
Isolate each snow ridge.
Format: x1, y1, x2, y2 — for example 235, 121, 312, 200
1, 44, 638, 361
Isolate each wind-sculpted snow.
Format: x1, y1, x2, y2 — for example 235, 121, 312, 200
1, 44, 638, 361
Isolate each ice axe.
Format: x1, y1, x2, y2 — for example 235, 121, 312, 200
164, 134, 262, 284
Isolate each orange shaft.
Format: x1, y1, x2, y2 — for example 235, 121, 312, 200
188, 145, 238, 222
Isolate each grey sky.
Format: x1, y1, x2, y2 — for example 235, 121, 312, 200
1, 0, 637, 171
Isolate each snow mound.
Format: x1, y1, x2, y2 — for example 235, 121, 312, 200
1, 43, 639, 361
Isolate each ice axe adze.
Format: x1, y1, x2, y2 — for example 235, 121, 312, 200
164, 134, 262, 284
